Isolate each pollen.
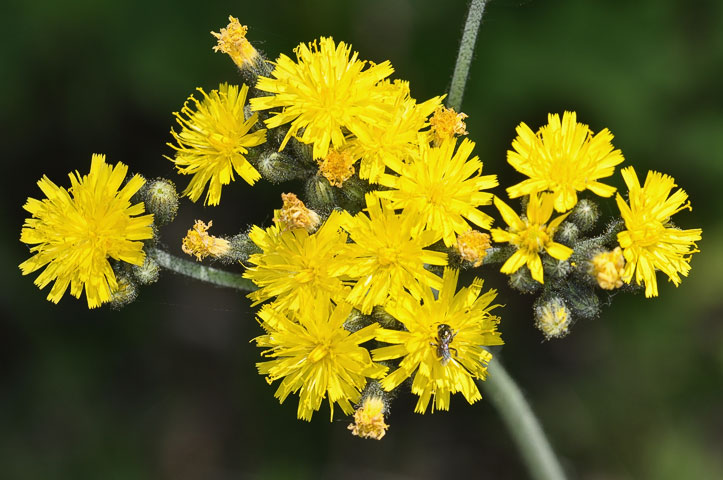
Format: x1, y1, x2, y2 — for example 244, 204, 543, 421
430, 106, 468, 144
456, 230, 491, 267
273, 193, 321, 232
348, 396, 389, 440
591, 247, 625, 290
211, 16, 260, 69
318, 149, 356, 187
181, 220, 231, 261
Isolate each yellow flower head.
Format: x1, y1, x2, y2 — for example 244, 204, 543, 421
534, 297, 571, 339
167, 83, 267, 206
19, 154, 154, 308
615, 167, 702, 297
430, 106, 468, 145
348, 396, 389, 440
318, 148, 356, 187
373, 268, 503, 413
348, 80, 443, 182
456, 230, 491, 267
377, 138, 498, 247
244, 211, 349, 311
211, 16, 260, 69
507, 111, 625, 212
181, 220, 231, 261
590, 247, 625, 290
255, 300, 387, 421
491, 193, 573, 283
273, 193, 321, 232
333, 193, 448, 314
250, 37, 394, 160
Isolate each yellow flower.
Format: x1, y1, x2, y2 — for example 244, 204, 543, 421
19, 154, 154, 308
430, 106, 468, 145
507, 111, 624, 212
377, 138, 498, 247
333, 194, 447, 314
211, 16, 260, 69
255, 300, 387, 421
348, 80, 442, 182
348, 396, 389, 440
590, 247, 625, 290
534, 297, 571, 339
456, 230, 491, 267
167, 83, 267, 206
181, 220, 230, 261
491, 193, 573, 283
244, 211, 349, 311
250, 37, 394, 160
615, 167, 702, 297
373, 268, 503, 413
272, 193, 321, 232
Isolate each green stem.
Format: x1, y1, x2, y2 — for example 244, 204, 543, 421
447, 0, 488, 111
481, 359, 568, 480
148, 247, 257, 291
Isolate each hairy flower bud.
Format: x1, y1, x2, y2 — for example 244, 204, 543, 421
132, 256, 160, 285
568, 198, 600, 233
109, 274, 138, 310
534, 296, 572, 339
141, 178, 179, 226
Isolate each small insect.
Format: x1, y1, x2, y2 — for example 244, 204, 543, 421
431, 323, 458, 366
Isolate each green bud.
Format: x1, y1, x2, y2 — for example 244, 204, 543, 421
508, 266, 541, 294
223, 232, 261, 264
542, 256, 572, 281
109, 274, 138, 310
256, 151, 309, 183
333, 175, 369, 214
305, 174, 337, 210
561, 282, 600, 320
555, 221, 579, 246
534, 296, 572, 340
141, 178, 179, 226
343, 308, 373, 333
132, 256, 160, 285
568, 199, 600, 233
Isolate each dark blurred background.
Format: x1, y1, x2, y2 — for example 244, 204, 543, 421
2, 0, 722, 479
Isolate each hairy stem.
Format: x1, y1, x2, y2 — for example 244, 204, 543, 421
447, 0, 488, 111
149, 247, 257, 291
481, 360, 568, 480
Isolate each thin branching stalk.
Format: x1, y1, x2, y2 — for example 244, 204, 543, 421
447, 0, 488, 111
149, 247, 256, 291
480, 361, 568, 480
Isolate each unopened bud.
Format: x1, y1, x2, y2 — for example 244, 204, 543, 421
257, 151, 309, 183
508, 266, 541, 294
305, 174, 337, 210
563, 283, 600, 320
568, 199, 600, 233
555, 221, 579, 246
109, 274, 138, 310
543, 256, 571, 281
226, 232, 261, 263
132, 256, 160, 285
534, 297, 572, 340
141, 178, 179, 226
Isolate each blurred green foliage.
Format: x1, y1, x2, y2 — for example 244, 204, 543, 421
2, 0, 721, 479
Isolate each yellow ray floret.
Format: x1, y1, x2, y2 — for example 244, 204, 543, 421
377, 138, 498, 247
167, 83, 267, 206
373, 268, 503, 413
332, 193, 448, 314
19, 154, 154, 308
250, 37, 394, 160
491, 193, 573, 283
255, 300, 387, 421
507, 111, 624, 212
615, 166, 702, 297
244, 211, 350, 311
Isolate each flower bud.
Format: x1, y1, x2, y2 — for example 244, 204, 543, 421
562, 283, 600, 320
109, 274, 138, 310
305, 174, 337, 210
256, 151, 309, 183
132, 256, 160, 285
534, 296, 572, 339
141, 178, 179, 226
508, 266, 541, 294
568, 198, 600, 233
225, 232, 261, 264
555, 221, 579, 246
543, 256, 571, 281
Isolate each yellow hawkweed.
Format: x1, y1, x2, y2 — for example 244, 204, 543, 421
377, 138, 498, 247
333, 194, 447, 314
211, 16, 260, 69
373, 268, 503, 413
181, 220, 230, 261
534, 297, 571, 339
507, 111, 625, 212
456, 230, 491, 267
491, 193, 573, 283
591, 247, 625, 290
167, 83, 267, 206
615, 167, 702, 297
19, 154, 154, 308
348, 396, 389, 440
273, 193, 321, 232
250, 37, 394, 160
255, 300, 387, 421
244, 211, 349, 311
430, 106, 468, 145
348, 80, 442, 182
